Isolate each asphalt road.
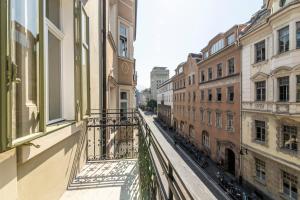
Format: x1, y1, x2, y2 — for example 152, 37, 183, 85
140, 110, 231, 200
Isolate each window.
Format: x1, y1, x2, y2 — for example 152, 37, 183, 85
279, 0, 287, 7
46, 0, 64, 123
227, 86, 234, 102
297, 22, 300, 49
227, 113, 234, 131
203, 51, 209, 59
81, 7, 90, 117
282, 125, 298, 151
200, 109, 205, 122
201, 71, 205, 82
207, 111, 212, 125
227, 34, 235, 46
217, 63, 222, 78
193, 92, 196, 102
208, 89, 212, 101
216, 112, 222, 128
256, 81, 266, 101
192, 74, 195, 84
46, 0, 61, 28
48, 32, 62, 122
202, 131, 210, 148
120, 92, 128, 120
297, 75, 300, 102
208, 68, 213, 80
216, 88, 222, 101
282, 171, 298, 200
119, 24, 128, 57
255, 120, 266, 142
228, 58, 235, 75
278, 77, 289, 102
201, 90, 205, 101
188, 76, 191, 85
278, 26, 289, 54
211, 39, 224, 54
255, 159, 266, 182
255, 40, 266, 63
9, 0, 40, 139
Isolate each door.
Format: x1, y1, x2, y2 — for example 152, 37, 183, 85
226, 148, 236, 176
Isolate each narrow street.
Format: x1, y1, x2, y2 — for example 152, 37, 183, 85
140, 111, 231, 200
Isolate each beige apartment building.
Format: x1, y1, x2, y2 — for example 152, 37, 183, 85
0, 0, 137, 199
241, 0, 300, 199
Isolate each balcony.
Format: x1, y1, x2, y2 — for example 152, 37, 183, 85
242, 101, 300, 115
59, 109, 220, 200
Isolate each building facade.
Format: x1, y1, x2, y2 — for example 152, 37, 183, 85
241, 0, 300, 199
0, 0, 137, 199
140, 88, 151, 106
173, 62, 187, 137
197, 25, 245, 178
157, 78, 174, 129
150, 67, 170, 101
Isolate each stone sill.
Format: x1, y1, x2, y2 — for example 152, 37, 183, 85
17, 121, 84, 164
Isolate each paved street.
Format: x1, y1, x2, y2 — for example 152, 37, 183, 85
140, 111, 231, 200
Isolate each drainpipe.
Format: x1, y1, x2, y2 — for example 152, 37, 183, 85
102, 0, 107, 159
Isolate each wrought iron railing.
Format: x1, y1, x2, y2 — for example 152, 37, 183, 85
86, 109, 195, 199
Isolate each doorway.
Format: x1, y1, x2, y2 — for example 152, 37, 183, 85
225, 148, 235, 176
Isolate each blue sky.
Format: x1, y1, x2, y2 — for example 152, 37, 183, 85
134, 0, 263, 90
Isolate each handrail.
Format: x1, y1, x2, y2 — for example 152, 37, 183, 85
137, 110, 194, 200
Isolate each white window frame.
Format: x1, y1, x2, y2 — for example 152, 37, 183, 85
45, 13, 64, 124
119, 22, 129, 58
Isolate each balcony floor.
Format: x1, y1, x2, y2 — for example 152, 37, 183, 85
60, 159, 140, 200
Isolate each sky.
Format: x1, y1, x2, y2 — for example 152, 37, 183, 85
134, 0, 263, 91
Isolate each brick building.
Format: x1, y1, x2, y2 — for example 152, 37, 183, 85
197, 25, 245, 178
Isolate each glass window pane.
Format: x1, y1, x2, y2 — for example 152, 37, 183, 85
11, 0, 39, 139
46, 0, 60, 29
48, 32, 62, 122
81, 47, 88, 116
82, 11, 88, 45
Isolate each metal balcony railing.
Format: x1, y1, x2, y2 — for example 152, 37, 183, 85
86, 109, 194, 199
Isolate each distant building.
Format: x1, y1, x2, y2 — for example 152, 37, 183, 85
157, 78, 174, 129
150, 67, 169, 100
140, 88, 151, 106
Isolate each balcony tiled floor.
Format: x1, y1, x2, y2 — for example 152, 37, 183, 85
60, 159, 139, 200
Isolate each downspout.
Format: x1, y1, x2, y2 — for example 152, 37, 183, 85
238, 26, 243, 184
102, 0, 107, 159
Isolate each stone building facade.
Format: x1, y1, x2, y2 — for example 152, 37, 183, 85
241, 0, 300, 199
157, 78, 174, 129
197, 25, 245, 178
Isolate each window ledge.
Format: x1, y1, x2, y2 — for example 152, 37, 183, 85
16, 120, 83, 164
252, 60, 268, 67
254, 177, 266, 186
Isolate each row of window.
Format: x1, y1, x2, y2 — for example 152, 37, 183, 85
254, 121, 298, 152
200, 110, 234, 131
200, 58, 235, 83
203, 33, 236, 59
255, 158, 298, 200
174, 107, 235, 132
254, 76, 300, 102
254, 22, 300, 63
173, 78, 186, 90
201, 86, 235, 102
